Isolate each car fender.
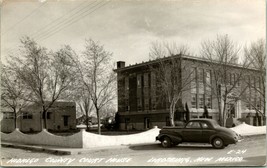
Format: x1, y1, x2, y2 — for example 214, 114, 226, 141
157, 134, 182, 143
209, 134, 224, 143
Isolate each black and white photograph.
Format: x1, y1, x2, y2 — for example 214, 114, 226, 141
0, 0, 266, 166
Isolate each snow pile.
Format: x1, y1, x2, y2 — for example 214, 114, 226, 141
230, 123, 266, 136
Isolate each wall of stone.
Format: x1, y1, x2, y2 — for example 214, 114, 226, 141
1, 127, 160, 148
1, 129, 83, 148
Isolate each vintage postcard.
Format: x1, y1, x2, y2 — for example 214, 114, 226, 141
1, 0, 266, 166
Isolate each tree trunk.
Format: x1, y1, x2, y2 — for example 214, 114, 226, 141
169, 102, 175, 126
44, 111, 47, 129
86, 110, 89, 131
14, 111, 17, 129
96, 108, 101, 134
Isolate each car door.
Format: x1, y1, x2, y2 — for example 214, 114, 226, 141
182, 121, 202, 142
200, 121, 216, 143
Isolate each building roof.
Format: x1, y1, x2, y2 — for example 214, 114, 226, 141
114, 54, 260, 72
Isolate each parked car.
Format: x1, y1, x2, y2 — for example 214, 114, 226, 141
156, 119, 242, 149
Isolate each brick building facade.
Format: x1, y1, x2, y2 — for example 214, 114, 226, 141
114, 55, 264, 130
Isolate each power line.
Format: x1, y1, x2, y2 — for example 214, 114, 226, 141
2, 1, 47, 35
35, 1, 105, 41
38, 1, 110, 42
30, 0, 92, 39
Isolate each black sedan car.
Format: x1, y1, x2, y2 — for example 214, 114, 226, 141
156, 119, 242, 149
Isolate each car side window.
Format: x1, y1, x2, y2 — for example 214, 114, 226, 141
186, 121, 201, 128
201, 122, 209, 129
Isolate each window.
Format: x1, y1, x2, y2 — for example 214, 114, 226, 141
63, 115, 69, 126
229, 73, 233, 85
256, 98, 261, 110
199, 94, 204, 109
151, 72, 156, 87
23, 112, 33, 119
191, 68, 197, 93
125, 99, 130, 111
137, 74, 142, 88
144, 73, 149, 87
191, 94, 197, 108
125, 77, 129, 91
201, 122, 209, 129
47, 112, 52, 119
205, 70, 211, 85
144, 98, 149, 110
151, 97, 156, 110
166, 117, 170, 126
4, 112, 14, 119
206, 95, 212, 109
198, 68, 204, 94
186, 121, 201, 128
137, 98, 142, 111
198, 68, 204, 83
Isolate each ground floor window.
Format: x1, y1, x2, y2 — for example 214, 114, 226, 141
63, 115, 69, 126
23, 112, 33, 119
191, 94, 197, 108
3, 112, 14, 119
144, 117, 150, 129
206, 95, 212, 109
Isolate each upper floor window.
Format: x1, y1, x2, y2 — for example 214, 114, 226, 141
125, 99, 130, 111
199, 94, 204, 109
205, 70, 211, 85
151, 71, 156, 87
137, 98, 142, 111
144, 73, 149, 87
191, 68, 197, 93
125, 77, 129, 91
137, 74, 142, 88
144, 98, 149, 110
198, 68, 204, 83
191, 94, 197, 108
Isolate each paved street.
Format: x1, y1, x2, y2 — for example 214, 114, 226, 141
1, 135, 266, 166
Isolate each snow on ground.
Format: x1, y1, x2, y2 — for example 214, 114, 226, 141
230, 122, 266, 136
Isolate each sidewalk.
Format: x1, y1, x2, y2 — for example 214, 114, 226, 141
1, 141, 139, 155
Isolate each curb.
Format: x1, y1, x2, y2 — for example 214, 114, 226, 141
1, 143, 72, 155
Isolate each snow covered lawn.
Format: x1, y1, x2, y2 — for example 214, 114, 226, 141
230, 123, 266, 136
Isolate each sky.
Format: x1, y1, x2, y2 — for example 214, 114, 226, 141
1, 0, 265, 66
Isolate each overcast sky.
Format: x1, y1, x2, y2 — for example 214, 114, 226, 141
1, 0, 265, 66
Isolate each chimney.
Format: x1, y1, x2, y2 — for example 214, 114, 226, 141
117, 61, 125, 69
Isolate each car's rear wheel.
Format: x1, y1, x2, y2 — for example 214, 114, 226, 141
212, 137, 225, 149
161, 136, 171, 148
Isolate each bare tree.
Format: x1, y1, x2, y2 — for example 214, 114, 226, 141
201, 34, 248, 126
1, 65, 32, 129
243, 39, 265, 116
10, 37, 77, 130
76, 39, 116, 134
149, 42, 193, 126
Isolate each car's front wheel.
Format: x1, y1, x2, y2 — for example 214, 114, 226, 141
212, 137, 225, 149
161, 136, 171, 148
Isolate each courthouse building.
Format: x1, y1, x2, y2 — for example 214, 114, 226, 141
114, 54, 264, 130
